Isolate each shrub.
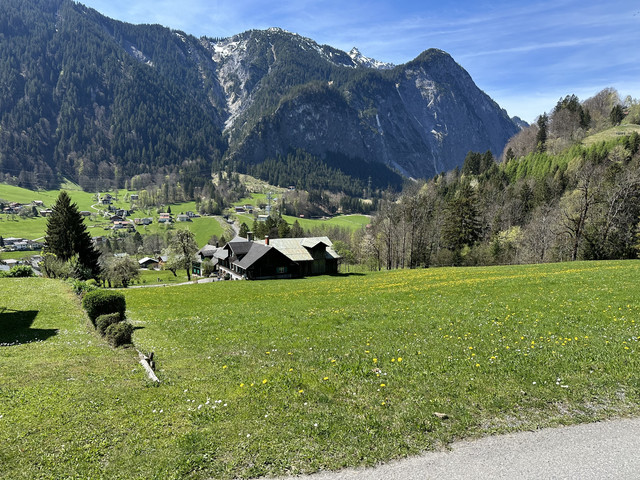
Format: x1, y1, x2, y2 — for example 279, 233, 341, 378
82, 290, 126, 324
96, 313, 124, 335
0, 265, 35, 278
105, 321, 133, 347
69, 279, 98, 296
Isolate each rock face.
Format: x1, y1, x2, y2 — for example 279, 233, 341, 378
206, 30, 519, 179
0, 2, 519, 187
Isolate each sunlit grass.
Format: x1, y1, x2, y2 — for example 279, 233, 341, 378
2, 261, 640, 479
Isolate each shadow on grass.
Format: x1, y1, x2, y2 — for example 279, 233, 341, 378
0, 308, 58, 346
330, 272, 365, 277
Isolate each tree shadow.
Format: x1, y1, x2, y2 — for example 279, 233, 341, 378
0, 308, 58, 346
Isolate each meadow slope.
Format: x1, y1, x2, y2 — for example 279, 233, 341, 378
1, 261, 640, 479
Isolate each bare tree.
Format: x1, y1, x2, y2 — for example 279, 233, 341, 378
558, 162, 603, 261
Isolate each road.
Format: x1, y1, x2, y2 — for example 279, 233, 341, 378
274, 417, 640, 480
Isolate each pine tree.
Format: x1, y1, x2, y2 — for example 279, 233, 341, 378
44, 191, 101, 279
536, 113, 548, 153
238, 222, 250, 238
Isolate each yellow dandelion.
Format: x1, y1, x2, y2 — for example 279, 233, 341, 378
323, 377, 329, 380
262, 379, 268, 384
397, 357, 402, 362
222, 365, 227, 369
380, 383, 386, 387
373, 358, 378, 363
299, 389, 304, 393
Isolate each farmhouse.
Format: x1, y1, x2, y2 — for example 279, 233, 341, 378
217, 235, 340, 280
139, 257, 159, 269
266, 237, 340, 276
192, 244, 223, 276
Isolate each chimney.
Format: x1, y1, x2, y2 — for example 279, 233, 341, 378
247, 231, 254, 242
265, 235, 269, 245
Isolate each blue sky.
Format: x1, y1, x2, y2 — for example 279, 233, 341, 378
80, 0, 639, 123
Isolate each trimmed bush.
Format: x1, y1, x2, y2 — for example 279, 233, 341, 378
105, 321, 133, 347
82, 290, 126, 324
96, 313, 124, 335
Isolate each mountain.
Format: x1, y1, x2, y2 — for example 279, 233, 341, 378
0, 0, 520, 193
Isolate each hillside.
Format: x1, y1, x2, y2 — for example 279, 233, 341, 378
2, 262, 640, 478
0, 0, 519, 194
359, 124, 640, 270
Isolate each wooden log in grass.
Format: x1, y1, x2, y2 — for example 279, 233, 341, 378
138, 351, 160, 383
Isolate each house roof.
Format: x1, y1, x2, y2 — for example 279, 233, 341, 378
197, 244, 219, 258
266, 237, 340, 261
138, 257, 158, 265
233, 243, 273, 270
213, 249, 229, 260
226, 237, 253, 257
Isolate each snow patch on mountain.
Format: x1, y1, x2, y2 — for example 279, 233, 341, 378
349, 47, 394, 70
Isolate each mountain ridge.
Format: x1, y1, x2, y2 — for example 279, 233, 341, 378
0, 0, 520, 192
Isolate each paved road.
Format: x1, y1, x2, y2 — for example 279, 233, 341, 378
275, 417, 640, 480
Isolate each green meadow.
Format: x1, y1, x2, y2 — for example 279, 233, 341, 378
2, 261, 640, 479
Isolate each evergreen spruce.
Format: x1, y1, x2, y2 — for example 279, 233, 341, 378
44, 191, 101, 279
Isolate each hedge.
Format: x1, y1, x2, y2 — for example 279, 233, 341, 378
105, 322, 133, 347
96, 313, 124, 335
81, 290, 126, 324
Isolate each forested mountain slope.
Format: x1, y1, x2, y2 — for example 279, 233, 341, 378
0, 0, 519, 193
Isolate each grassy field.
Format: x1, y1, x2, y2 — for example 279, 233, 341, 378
234, 213, 371, 234
2, 260, 640, 479
0, 184, 225, 245
582, 123, 640, 146
282, 214, 370, 231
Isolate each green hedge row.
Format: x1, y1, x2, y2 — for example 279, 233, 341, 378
81, 290, 132, 347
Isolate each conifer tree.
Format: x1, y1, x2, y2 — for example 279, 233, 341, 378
44, 191, 101, 279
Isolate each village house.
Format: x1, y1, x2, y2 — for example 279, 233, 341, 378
216, 234, 340, 280
1, 237, 42, 252
138, 257, 160, 269
112, 220, 135, 231
191, 244, 223, 276
177, 214, 191, 222
158, 213, 172, 223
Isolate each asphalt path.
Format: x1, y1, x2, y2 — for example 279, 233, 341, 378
274, 417, 640, 480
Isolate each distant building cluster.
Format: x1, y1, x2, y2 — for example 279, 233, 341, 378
1, 237, 43, 252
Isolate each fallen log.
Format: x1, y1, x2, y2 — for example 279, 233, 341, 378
138, 350, 160, 383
